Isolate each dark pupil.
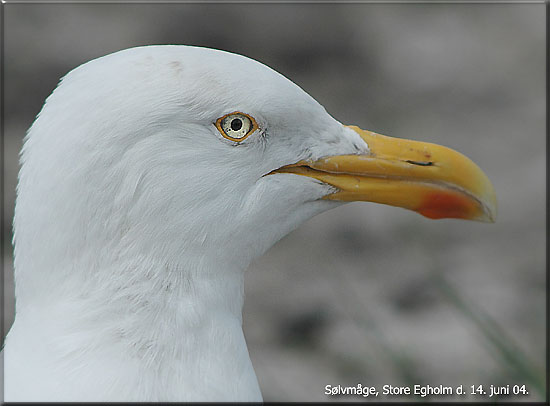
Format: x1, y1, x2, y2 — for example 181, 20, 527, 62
230, 118, 243, 131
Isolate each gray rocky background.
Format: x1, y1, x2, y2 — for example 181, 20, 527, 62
2, 3, 545, 402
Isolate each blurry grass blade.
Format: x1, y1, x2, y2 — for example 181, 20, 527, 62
432, 272, 545, 399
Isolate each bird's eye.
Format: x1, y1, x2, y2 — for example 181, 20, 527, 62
215, 112, 258, 142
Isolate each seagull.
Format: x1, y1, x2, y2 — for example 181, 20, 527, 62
4, 45, 496, 402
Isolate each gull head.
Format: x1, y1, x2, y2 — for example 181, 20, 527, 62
15, 45, 496, 286
9, 45, 497, 402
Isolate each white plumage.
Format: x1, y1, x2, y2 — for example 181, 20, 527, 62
4, 45, 366, 402
4, 45, 495, 402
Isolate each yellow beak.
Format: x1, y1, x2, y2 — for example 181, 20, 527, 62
274, 125, 497, 222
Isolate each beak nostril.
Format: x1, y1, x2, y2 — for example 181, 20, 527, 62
406, 160, 433, 167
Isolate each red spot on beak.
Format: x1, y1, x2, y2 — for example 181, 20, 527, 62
417, 191, 478, 220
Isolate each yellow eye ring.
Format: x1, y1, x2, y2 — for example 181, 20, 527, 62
215, 112, 258, 142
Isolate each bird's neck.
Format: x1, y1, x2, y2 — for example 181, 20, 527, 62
10, 256, 262, 401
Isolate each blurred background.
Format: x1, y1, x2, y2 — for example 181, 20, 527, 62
2, 2, 545, 402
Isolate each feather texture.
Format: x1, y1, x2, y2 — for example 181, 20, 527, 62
4, 45, 367, 401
